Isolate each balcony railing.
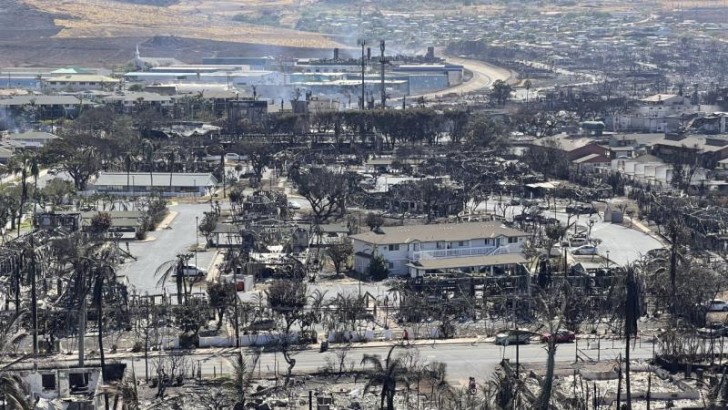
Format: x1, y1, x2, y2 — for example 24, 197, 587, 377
411, 246, 498, 261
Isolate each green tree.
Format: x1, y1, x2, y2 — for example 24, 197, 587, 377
464, 115, 508, 152
42, 140, 101, 190
40, 178, 76, 205
367, 255, 389, 281
89, 211, 113, 237
365, 212, 384, 231
490, 80, 513, 106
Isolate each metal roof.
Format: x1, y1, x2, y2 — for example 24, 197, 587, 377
92, 172, 217, 188
351, 222, 528, 245
7, 131, 59, 141
0, 96, 89, 106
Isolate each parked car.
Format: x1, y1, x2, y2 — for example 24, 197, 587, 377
708, 300, 728, 312
225, 153, 243, 162
568, 237, 590, 248
646, 248, 669, 259
495, 329, 532, 345
572, 245, 599, 255
544, 244, 564, 257
175, 264, 207, 277
541, 329, 576, 343
697, 324, 728, 339
288, 200, 302, 210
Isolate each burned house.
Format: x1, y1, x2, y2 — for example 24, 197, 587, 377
384, 178, 464, 219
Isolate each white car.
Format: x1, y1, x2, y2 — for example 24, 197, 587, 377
225, 153, 242, 162
569, 237, 590, 248
288, 200, 302, 210
176, 265, 207, 277
495, 329, 532, 345
572, 245, 599, 255
708, 300, 728, 312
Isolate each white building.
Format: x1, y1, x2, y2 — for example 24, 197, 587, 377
351, 221, 530, 277
91, 172, 217, 196
44, 74, 120, 92
12, 365, 104, 409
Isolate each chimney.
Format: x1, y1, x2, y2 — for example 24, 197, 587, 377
333, 48, 339, 60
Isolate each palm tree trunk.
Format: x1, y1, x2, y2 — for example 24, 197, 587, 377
625, 329, 632, 409
537, 340, 557, 409
79, 295, 86, 367
96, 276, 110, 409
30, 244, 38, 356
13, 266, 20, 315
175, 268, 183, 305
17, 169, 27, 237
386, 389, 395, 410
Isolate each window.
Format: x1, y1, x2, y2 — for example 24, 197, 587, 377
458, 241, 465, 247
508, 237, 518, 244
69, 372, 89, 392
436, 241, 444, 249
387, 262, 394, 269
42, 374, 56, 391
388, 244, 400, 251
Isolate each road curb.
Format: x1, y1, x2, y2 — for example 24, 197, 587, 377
156, 210, 179, 230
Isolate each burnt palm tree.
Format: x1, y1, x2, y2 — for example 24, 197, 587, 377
7, 154, 39, 237
422, 361, 454, 408
222, 351, 260, 407
141, 139, 155, 193
360, 344, 409, 410
155, 253, 194, 306
166, 149, 178, 194
0, 374, 31, 410
0, 311, 32, 410
124, 152, 134, 193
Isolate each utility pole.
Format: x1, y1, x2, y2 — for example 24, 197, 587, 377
358, 39, 367, 110
380, 40, 387, 108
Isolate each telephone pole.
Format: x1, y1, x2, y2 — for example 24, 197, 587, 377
358, 39, 367, 109
380, 40, 387, 108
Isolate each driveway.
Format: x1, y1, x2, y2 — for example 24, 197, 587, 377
117, 202, 216, 295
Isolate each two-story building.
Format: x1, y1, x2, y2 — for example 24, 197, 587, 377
351, 221, 530, 277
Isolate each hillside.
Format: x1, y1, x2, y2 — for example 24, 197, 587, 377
0, 0, 341, 67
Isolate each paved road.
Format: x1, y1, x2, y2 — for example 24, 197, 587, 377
387, 53, 514, 103
96, 339, 655, 386
117, 203, 216, 295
